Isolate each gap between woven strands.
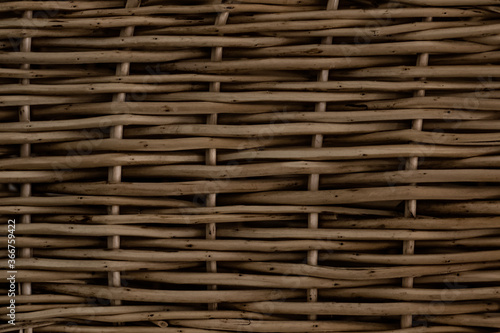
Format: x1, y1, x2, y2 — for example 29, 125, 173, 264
401, 15, 434, 329
307, 0, 340, 322
206, 1, 230, 311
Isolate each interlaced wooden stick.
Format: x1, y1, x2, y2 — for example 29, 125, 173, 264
307, 0, 340, 321
107, 0, 141, 311
206, 2, 230, 311
18, 9, 33, 333
401, 16, 433, 329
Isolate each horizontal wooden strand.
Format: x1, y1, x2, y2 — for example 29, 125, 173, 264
124, 122, 405, 138
233, 301, 500, 316
218, 145, 500, 162
0, 196, 196, 207
12, 223, 203, 238
220, 261, 500, 280
169, 319, 395, 332
217, 226, 500, 241
36, 178, 305, 196
38, 283, 304, 303
123, 160, 397, 179
322, 286, 500, 301
0, 258, 200, 272
38, 136, 308, 153
34, 248, 304, 262
0, 153, 203, 170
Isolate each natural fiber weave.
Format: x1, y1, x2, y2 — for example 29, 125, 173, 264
1, 0, 500, 332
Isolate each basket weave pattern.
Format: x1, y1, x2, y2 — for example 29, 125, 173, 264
1, 0, 500, 332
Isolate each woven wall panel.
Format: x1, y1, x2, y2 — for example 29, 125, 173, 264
1, 1, 500, 332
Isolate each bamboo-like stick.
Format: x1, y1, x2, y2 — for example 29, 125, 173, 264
0, 1, 124, 12
146, 18, 373, 35
6, 72, 305, 82
222, 109, 497, 123
34, 213, 300, 224
162, 56, 410, 73
227, 41, 496, 58
7, 236, 395, 252
0, 304, 88, 315
227, 79, 500, 92
0, 115, 202, 132
0, 236, 104, 249
0, 196, 198, 207
123, 160, 398, 179
234, 301, 500, 316
218, 185, 500, 206
168, 319, 395, 332
61, 4, 321, 17
420, 237, 500, 248
0, 83, 201, 95
0, 270, 105, 282
153, 91, 402, 102
321, 169, 500, 186
388, 22, 500, 41
0, 130, 102, 145
228, 8, 490, 23
33, 325, 486, 333
0, 17, 217, 29
217, 226, 500, 240
0, 153, 203, 170
124, 122, 405, 137
39, 136, 308, 153
0, 170, 105, 183
0, 67, 111, 79
158, 19, 498, 36
0, 29, 100, 38
327, 130, 500, 146
399, 0, 500, 6
34, 101, 288, 116
0, 294, 85, 305
320, 250, 500, 265
0, 206, 104, 215
122, 272, 338, 288
136, 205, 399, 216
342, 96, 500, 111
322, 217, 500, 230
36, 178, 306, 196
260, 21, 500, 38
218, 145, 500, 162
0, 95, 103, 107
35, 325, 225, 333
1, 258, 200, 272
34, 248, 305, 262
15, 306, 188, 321
0, 321, 57, 333
38, 284, 305, 303
334, 65, 500, 78
221, 261, 500, 280
0, 50, 206, 64
13, 223, 204, 238
75, 310, 279, 323
33, 36, 306, 48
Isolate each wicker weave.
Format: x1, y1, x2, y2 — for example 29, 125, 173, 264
1, 0, 500, 332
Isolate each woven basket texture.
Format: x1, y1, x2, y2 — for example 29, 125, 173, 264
1, 0, 500, 332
